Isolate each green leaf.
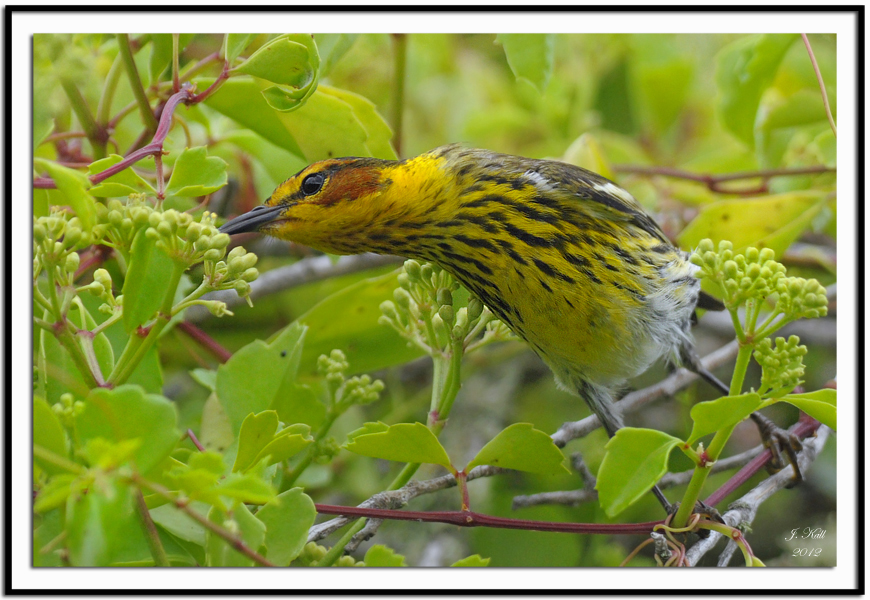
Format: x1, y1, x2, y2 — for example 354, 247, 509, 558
496, 34, 555, 93
215, 472, 276, 505
296, 268, 424, 377
317, 86, 396, 160
677, 190, 827, 258
344, 422, 453, 471
314, 34, 358, 76
216, 322, 324, 435
716, 34, 799, 147
202, 78, 305, 158
33, 396, 70, 476
687, 393, 763, 444
190, 368, 217, 392
205, 81, 396, 162
206, 504, 266, 567
99, 303, 163, 392
256, 488, 317, 565
34, 189, 50, 218
88, 154, 156, 197
217, 129, 308, 191
363, 544, 406, 567
122, 229, 178, 332
149, 34, 174, 83
235, 33, 319, 89
35, 158, 96, 231
596, 428, 681, 517
34, 103, 55, 149
66, 475, 137, 566
199, 395, 235, 453
451, 554, 491, 567
465, 423, 569, 475
775, 389, 836, 431
233, 411, 281, 473
164, 146, 228, 197
756, 89, 830, 169
77, 385, 180, 474
38, 309, 89, 405
233, 410, 313, 473
35, 474, 79, 514
628, 34, 694, 134
224, 34, 258, 63
150, 501, 209, 547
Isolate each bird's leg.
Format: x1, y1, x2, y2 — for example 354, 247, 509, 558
687, 354, 803, 486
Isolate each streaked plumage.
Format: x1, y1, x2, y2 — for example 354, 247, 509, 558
221, 144, 718, 436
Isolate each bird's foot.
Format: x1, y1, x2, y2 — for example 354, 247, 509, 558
750, 412, 803, 488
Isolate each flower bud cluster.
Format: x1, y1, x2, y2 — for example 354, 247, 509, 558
753, 335, 808, 397
690, 240, 786, 308
379, 260, 502, 353
317, 349, 384, 410
79, 268, 121, 314
33, 212, 89, 284
52, 392, 85, 428
294, 542, 365, 567
773, 276, 828, 321
202, 240, 260, 306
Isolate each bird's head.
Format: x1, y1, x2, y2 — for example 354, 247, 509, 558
219, 156, 396, 254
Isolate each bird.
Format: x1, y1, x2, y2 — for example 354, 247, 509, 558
220, 144, 800, 490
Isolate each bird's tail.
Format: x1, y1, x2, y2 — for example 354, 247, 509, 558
576, 379, 624, 437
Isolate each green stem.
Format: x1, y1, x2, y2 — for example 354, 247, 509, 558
97, 53, 125, 127
34, 286, 54, 313
390, 34, 408, 157
107, 262, 185, 385
728, 308, 747, 344
77, 333, 106, 386
282, 410, 340, 489
463, 311, 494, 349
117, 34, 159, 133
673, 342, 755, 527
33, 317, 55, 333
59, 77, 107, 159
317, 323, 467, 566
89, 309, 123, 337
756, 316, 795, 342
46, 268, 62, 318
729, 343, 754, 397
435, 338, 464, 419
755, 310, 783, 339
134, 489, 170, 567
33, 445, 86, 475
56, 322, 100, 389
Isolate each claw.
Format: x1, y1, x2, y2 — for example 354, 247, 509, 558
750, 412, 803, 488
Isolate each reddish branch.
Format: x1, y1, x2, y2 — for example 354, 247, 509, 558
313, 503, 663, 535
34, 85, 197, 190
612, 164, 834, 195
176, 321, 233, 363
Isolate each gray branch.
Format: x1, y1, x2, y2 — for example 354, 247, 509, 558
685, 425, 831, 566
186, 253, 402, 323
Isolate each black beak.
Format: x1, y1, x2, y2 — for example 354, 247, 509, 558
219, 204, 286, 235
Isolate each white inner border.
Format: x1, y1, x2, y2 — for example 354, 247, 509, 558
10, 3, 858, 593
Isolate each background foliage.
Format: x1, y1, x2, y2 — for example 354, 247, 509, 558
33, 32, 836, 568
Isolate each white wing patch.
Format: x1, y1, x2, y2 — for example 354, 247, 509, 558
592, 181, 636, 205
522, 169, 556, 191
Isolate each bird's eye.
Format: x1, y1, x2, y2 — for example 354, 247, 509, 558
301, 173, 325, 196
